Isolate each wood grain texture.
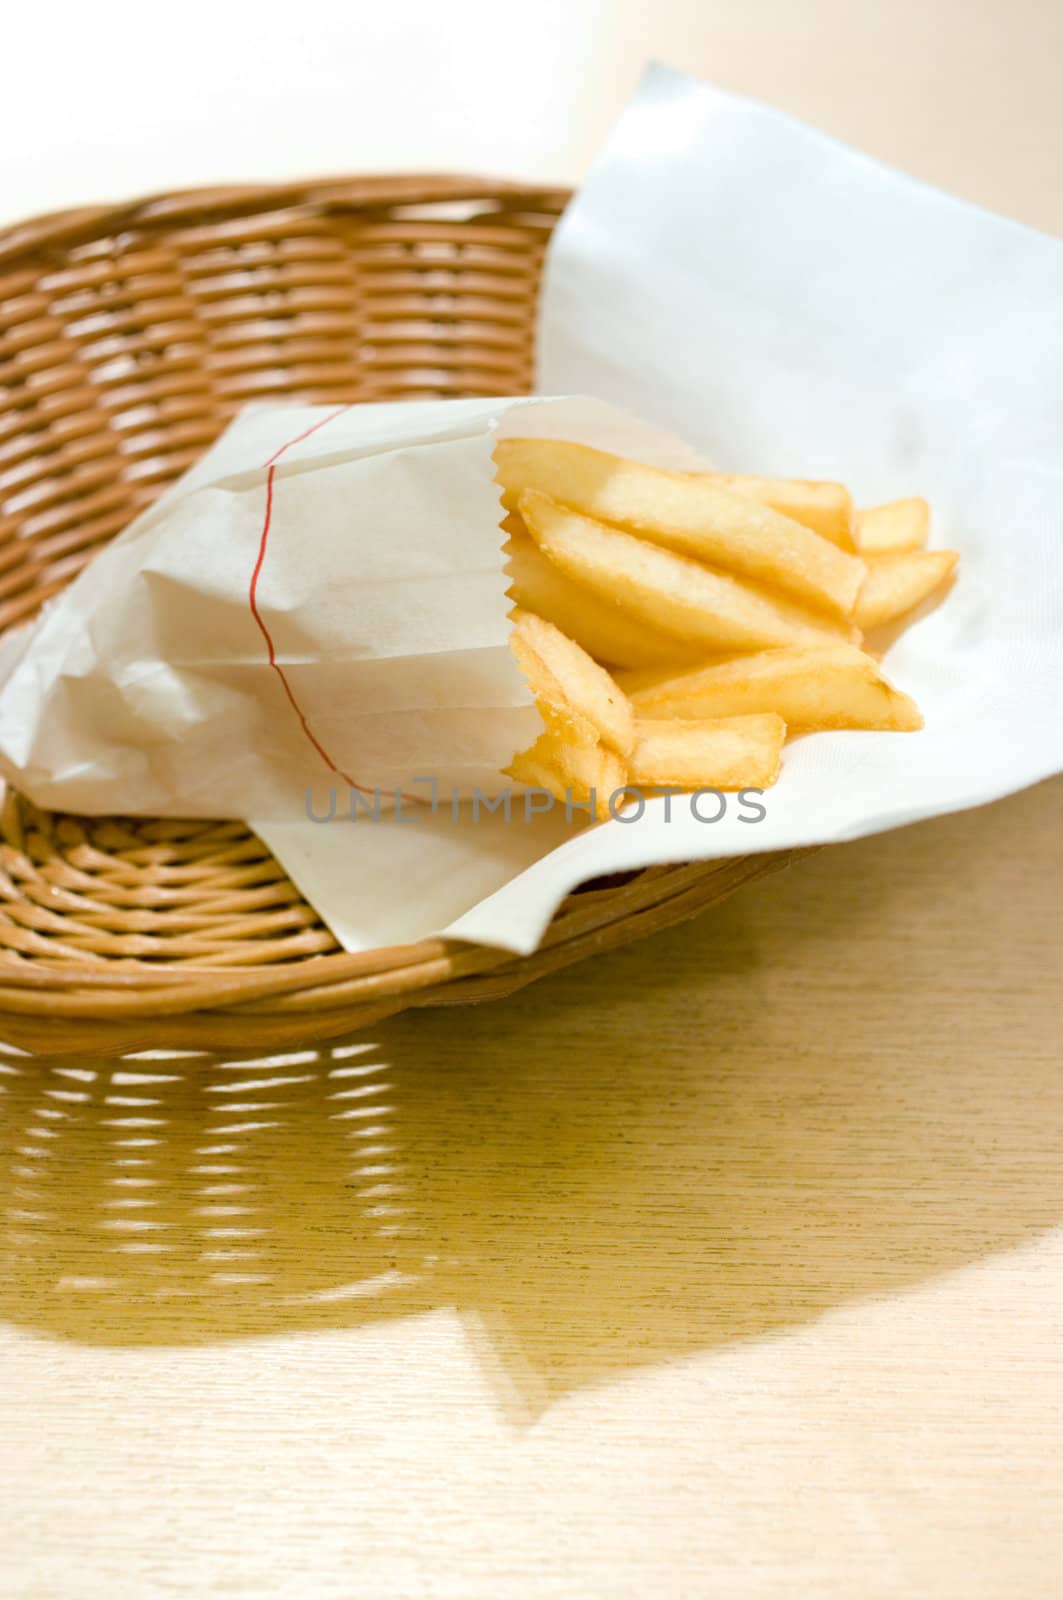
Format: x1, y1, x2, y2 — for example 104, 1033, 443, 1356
2, 774, 1062, 1597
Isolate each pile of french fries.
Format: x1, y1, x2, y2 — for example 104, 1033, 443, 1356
495, 439, 959, 818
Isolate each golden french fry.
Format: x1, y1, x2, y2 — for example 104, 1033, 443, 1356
613, 657, 730, 698
496, 438, 865, 618
623, 644, 922, 732
505, 529, 692, 670
629, 714, 786, 791
705, 474, 855, 551
557, 736, 627, 813
503, 728, 625, 821
519, 489, 858, 653
855, 498, 930, 554
503, 734, 567, 799
523, 692, 600, 754
510, 608, 634, 758
854, 550, 958, 629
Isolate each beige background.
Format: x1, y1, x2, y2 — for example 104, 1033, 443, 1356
3, 0, 1062, 235
4, 2, 1063, 1596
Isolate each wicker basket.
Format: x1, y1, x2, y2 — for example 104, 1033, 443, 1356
0, 177, 797, 1054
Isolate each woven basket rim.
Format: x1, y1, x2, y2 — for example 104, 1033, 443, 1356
0, 173, 571, 267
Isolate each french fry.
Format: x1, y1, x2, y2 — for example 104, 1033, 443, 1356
629, 714, 786, 791
614, 658, 730, 698
503, 732, 569, 799
855, 498, 930, 554
854, 550, 958, 630
496, 438, 865, 618
622, 644, 922, 732
519, 489, 858, 653
505, 529, 692, 670
705, 474, 856, 551
509, 608, 634, 758
503, 728, 625, 821
557, 734, 627, 812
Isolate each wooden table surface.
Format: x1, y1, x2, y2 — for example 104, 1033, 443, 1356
2, 776, 1062, 1596
4, 5, 1063, 1596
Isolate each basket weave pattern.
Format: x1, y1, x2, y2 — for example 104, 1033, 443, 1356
0, 178, 795, 1053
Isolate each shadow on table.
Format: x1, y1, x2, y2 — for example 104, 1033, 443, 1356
1, 777, 1062, 1419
